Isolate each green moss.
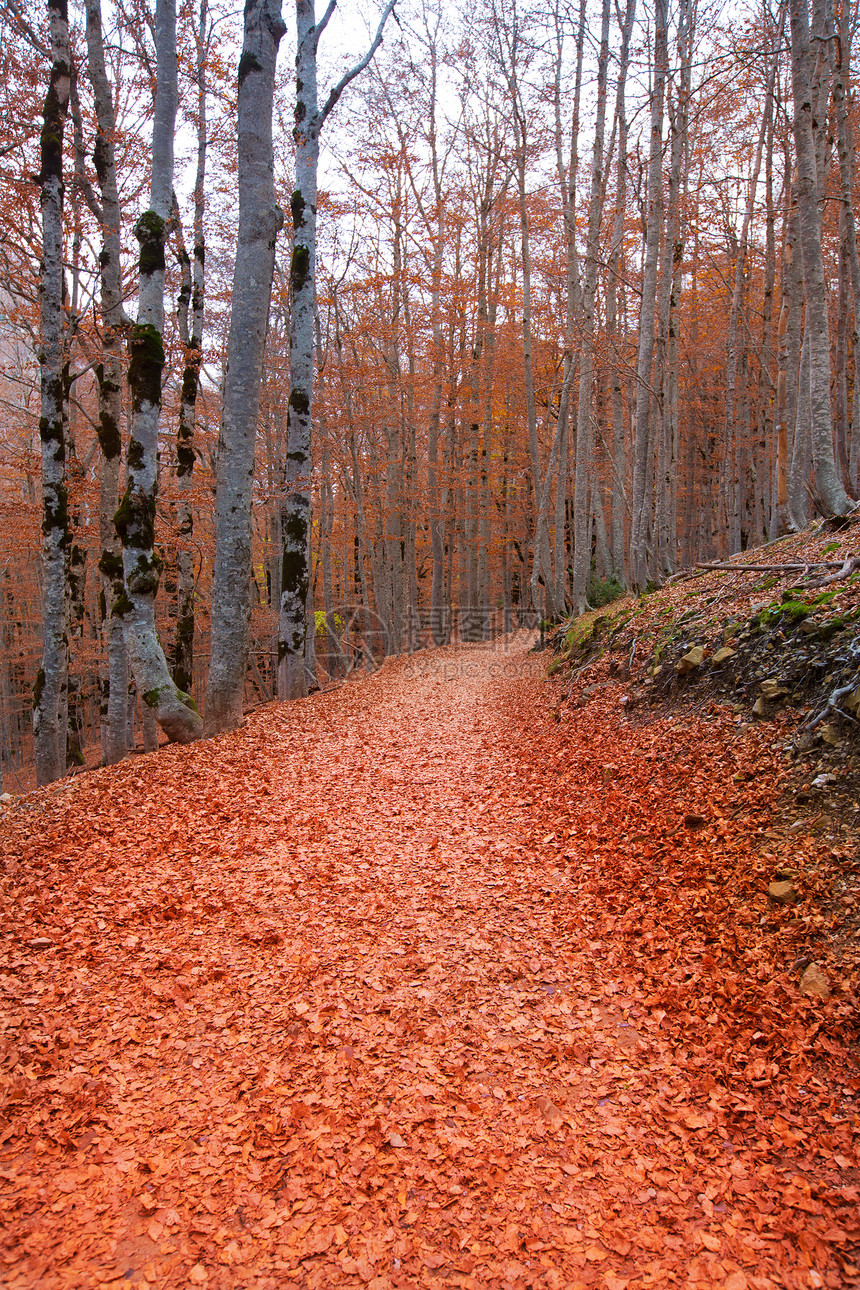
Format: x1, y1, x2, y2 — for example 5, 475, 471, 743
112, 591, 132, 618
128, 552, 163, 597
33, 667, 45, 711
173, 609, 194, 695
114, 483, 156, 552
290, 188, 306, 229
126, 437, 145, 472
98, 550, 123, 580
97, 408, 121, 460
135, 211, 166, 279
39, 404, 64, 448
753, 598, 811, 631
290, 243, 310, 296
289, 386, 310, 419
180, 364, 199, 410
41, 481, 69, 539
38, 56, 69, 187
180, 692, 199, 714
238, 50, 263, 86
127, 324, 165, 414
565, 618, 594, 649
142, 688, 160, 708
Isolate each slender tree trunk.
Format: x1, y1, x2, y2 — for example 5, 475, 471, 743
834, 0, 860, 491
34, 0, 72, 786
571, 0, 611, 611
204, 0, 285, 733
607, 0, 635, 583
788, 0, 854, 514
789, 328, 812, 525
278, 0, 395, 698
172, 0, 208, 698
115, 0, 202, 743
723, 33, 779, 552
630, 0, 668, 587
85, 0, 129, 766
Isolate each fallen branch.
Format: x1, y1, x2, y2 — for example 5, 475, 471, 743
795, 679, 859, 745
694, 561, 845, 575
804, 553, 860, 587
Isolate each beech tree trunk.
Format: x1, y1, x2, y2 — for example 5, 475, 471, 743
172, 0, 209, 698
722, 32, 777, 553
570, 0, 611, 612
34, 0, 72, 787
607, 0, 636, 584
85, 0, 129, 767
278, 0, 395, 699
115, 0, 202, 744
204, 0, 285, 733
788, 0, 854, 515
833, 0, 860, 492
630, 0, 668, 588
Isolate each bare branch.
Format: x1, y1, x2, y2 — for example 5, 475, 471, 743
318, 0, 397, 130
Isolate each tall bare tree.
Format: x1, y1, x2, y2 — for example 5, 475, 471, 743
277, 0, 396, 700
115, 0, 203, 742
788, 0, 854, 515
204, 0, 285, 734
33, 0, 72, 785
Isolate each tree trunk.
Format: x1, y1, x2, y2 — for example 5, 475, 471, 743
172, 0, 209, 698
833, 0, 860, 492
788, 0, 854, 514
571, 0, 611, 612
34, 0, 72, 787
204, 0, 285, 733
115, 0, 202, 744
85, 0, 129, 767
278, 0, 395, 698
629, 0, 668, 587
607, 0, 636, 583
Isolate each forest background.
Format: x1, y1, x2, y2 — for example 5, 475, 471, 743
1, 0, 858, 787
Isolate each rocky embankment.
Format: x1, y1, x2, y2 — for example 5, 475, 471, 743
548, 519, 860, 1013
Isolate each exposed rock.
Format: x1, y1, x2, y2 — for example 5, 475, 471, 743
676, 646, 705, 674
753, 697, 767, 717
799, 962, 831, 999
760, 678, 789, 700
767, 880, 797, 905
712, 646, 736, 665
819, 724, 842, 746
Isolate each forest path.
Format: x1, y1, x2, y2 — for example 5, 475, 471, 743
1, 637, 856, 1289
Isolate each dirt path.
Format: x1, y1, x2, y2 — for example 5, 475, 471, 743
1, 639, 857, 1289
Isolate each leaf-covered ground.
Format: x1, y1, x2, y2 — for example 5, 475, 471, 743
1, 635, 858, 1289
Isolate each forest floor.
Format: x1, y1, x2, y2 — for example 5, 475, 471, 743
2, 555, 860, 1288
